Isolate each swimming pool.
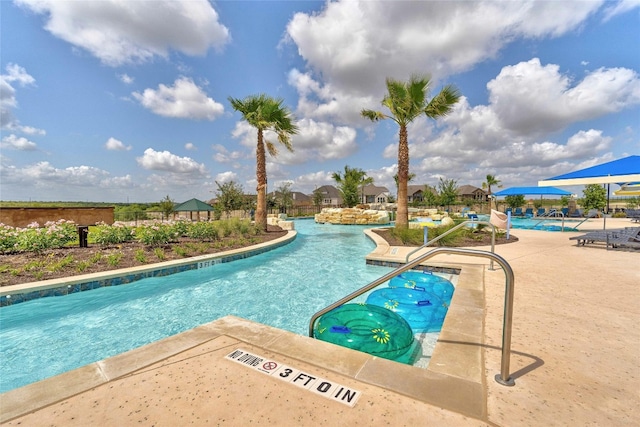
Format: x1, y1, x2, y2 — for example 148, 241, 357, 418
476, 215, 580, 232
0, 219, 454, 393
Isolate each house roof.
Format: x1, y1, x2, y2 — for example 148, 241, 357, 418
173, 198, 214, 212
457, 185, 485, 195
315, 185, 342, 198
361, 184, 389, 196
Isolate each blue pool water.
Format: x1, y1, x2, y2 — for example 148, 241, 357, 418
476, 215, 580, 232
0, 219, 400, 393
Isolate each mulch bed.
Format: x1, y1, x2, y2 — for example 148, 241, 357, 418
0, 226, 287, 287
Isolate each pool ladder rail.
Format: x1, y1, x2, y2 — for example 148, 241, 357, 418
309, 227, 516, 387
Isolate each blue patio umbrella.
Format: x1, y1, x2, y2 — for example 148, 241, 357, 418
538, 155, 640, 186
538, 155, 640, 216
493, 186, 572, 197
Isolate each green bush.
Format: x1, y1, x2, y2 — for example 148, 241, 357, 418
134, 222, 178, 246
186, 221, 220, 241
13, 220, 77, 253
91, 222, 134, 246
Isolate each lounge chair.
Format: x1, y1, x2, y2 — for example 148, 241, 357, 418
513, 207, 523, 216
537, 208, 546, 216
561, 208, 569, 216
570, 227, 640, 248
627, 209, 640, 222
525, 208, 534, 217
505, 207, 512, 215
607, 228, 640, 250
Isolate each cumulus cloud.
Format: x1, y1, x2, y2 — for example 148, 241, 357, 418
284, 1, 603, 123
229, 117, 358, 165
487, 58, 640, 135
132, 77, 224, 120
104, 137, 132, 151
2, 161, 109, 186
0, 63, 44, 134
185, 142, 197, 151
214, 171, 238, 183
15, 0, 231, 66
212, 144, 244, 164
1, 134, 38, 151
136, 148, 208, 175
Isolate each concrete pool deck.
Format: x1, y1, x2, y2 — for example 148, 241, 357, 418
1, 217, 638, 425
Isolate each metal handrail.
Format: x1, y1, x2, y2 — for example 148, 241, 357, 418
308, 246, 516, 387
531, 209, 566, 231
404, 220, 496, 270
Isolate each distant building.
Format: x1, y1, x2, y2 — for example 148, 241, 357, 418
406, 184, 437, 203
314, 185, 342, 206
457, 185, 487, 202
359, 184, 390, 204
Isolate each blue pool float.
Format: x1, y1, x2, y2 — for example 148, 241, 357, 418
366, 287, 449, 332
313, 303, 417, 364
389, 270, 454, 301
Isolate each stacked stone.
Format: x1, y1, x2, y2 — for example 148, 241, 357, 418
315, 208, 390, 225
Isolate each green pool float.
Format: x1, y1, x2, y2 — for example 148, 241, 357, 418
313, 303, 416, 363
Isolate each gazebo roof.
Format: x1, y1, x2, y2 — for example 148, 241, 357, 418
173, 198, 214, 212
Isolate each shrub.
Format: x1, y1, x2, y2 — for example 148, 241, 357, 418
0, 223, 20, 253
91, 222, 134, 246
153, 247, 166, 260
14, 220, 77, 253
134, 249, 147, 263
106, 252, 123, 266
186, 221, 219, 241
134, 222, 178, 246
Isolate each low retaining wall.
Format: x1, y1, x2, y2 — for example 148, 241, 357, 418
314, 208, 390, 225
0, 207, 114, 228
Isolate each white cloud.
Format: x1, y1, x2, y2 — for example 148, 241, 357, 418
487, 58, 640, 135
602, 0, 640, 22
104, 137, 132, 151
16, 0, 231, 66
136, 148, 208, 175
214, 171, 237, 183
0, 63, 43, 134
132, 77, 224, 120
212, 144, 244, 163
229, 117, 358, 165
1, 134, 38, 151
185, 142, 196, 151
118, 73, 134, 84
284, 1, 604, 122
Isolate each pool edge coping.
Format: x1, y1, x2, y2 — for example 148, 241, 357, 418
0, 230, 298, 303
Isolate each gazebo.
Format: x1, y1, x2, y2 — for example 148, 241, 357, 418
173, 198, 215, 221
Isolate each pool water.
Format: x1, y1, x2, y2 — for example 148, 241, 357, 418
477, 215, 580, 232
2, 219, 446, 393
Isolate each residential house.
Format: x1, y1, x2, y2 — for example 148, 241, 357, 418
267, 190, 312, 206
457, 185, 487, 202
314, 185, 343, 206
359, 184, 390, 204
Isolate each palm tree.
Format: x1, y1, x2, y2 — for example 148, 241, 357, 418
482, 174, 501, 209
362, 74, 460, 228
332, 165, 369, 207
228, 94, 298, 231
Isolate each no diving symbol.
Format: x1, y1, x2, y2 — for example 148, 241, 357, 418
262, 361, 278, 371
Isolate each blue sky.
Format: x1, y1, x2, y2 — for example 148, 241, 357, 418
1, 0, 639, 203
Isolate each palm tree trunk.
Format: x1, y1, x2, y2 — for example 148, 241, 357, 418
256, 129, 268, 231
396, 125, 409, 229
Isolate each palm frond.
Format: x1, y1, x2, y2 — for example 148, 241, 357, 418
266, 141, 278, 157
424, 84, 461, 118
